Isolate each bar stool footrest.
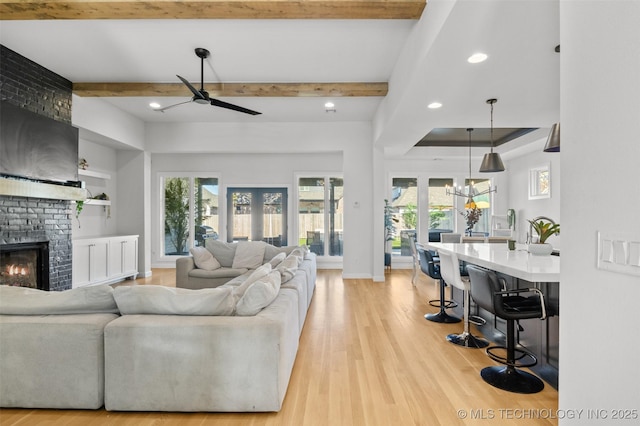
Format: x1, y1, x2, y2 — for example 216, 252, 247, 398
428, 299, 458, 309
486, 345, 538, 368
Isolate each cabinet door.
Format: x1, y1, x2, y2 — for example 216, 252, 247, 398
72, 239, 109, 287
90, 241, 109, 283
122, 237, 138, 276
72, 241, 91, 288
109, 237, 138, 278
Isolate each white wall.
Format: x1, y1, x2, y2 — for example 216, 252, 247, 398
559, 2, 640, 423
146, 121, 376, 276
506, 139, 561, 248
72, 96, 145, 151
73, 139, 118, 238
149, 152, 344, 268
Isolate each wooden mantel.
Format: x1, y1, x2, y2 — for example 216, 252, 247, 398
0, 0, 427, 20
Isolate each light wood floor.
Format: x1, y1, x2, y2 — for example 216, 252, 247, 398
0, 269, 558, 425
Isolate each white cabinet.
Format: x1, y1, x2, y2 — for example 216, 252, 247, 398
72, 235, 138, 288
72, 239, 109, 288
109, 235, 138, 279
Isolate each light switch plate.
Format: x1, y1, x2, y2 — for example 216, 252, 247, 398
597, 231, 640, 277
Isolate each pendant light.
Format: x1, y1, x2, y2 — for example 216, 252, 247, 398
446, 128, 497, 205
543, 122, 560, 152
479, 98, 506, 172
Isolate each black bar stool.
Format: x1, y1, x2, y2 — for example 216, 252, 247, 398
416, 244, 460, 323
466, 265, 547, 394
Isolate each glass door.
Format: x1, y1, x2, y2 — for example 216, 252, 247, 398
227, 188, 287, 246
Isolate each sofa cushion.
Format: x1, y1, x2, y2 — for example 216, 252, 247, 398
232, 241, 266, 269
113, 285, 235, 316
235, 270, 282, 316
229, 263, 272, 298
276, 254, 300, 284
189, 246, 221, 271
268, 252, 287, 268
263, 244, 299, 262
205, 240, 237, 268
290, 247, 306, 265
189, 267, 248, 279
0, 284, 118, 315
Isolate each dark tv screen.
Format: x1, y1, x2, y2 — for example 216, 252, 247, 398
0, 101, 79, 184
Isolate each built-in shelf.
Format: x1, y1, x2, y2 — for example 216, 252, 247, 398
78, 169, 111, 180
84, 199, 111, 206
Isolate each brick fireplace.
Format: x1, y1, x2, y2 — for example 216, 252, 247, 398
0, 241, 50, 290
0, 45, 75, 291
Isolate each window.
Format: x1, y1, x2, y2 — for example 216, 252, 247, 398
162, 175, 219, 256
428, 178, 455, 241
227, 187, 287, 246
529, 164, 551, 200
465, 178, 491, 235
298, 176, 343, 256
391, 177, 417, 256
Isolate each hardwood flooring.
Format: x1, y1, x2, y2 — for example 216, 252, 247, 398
0, 269, 558, 425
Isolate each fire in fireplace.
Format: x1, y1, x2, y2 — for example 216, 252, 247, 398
0, 242, 49, 290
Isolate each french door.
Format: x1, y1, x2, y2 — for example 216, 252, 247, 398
226, 187, 287, 246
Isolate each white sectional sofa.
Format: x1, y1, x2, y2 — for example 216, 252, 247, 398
176, 240, 303, 289
0, 244, 316, 412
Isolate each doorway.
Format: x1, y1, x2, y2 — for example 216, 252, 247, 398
226, 187, 288, 246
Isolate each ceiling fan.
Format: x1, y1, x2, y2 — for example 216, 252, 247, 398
156, 48, 262, 115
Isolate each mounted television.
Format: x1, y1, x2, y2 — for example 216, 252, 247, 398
0, 101, 79, 185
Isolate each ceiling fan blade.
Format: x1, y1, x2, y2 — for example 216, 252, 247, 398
177, 75, 206, 100
210, 98, 262, 115
155, 99, 193, 113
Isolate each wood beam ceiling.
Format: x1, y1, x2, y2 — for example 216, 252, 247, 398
0, 0, 426, 20
4, 0, 420, 98
72, 82, 388, 97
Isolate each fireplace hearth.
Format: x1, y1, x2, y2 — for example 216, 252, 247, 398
0, 241, 50, 290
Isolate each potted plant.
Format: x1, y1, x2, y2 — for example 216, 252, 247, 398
384, 199, 398, 269
527, 219, 560, 255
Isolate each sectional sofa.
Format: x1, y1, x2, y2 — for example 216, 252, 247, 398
0, 243, 316, 412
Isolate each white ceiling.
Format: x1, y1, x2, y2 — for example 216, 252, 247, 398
0, 0, 560, 155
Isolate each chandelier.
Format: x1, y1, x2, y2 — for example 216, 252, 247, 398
446, 128, 497, 208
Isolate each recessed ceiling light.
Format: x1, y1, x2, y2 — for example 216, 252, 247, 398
468, 53, 488, 64
428, 102, 442, 109
325, 102, 336, 113
149, 102, 161, 109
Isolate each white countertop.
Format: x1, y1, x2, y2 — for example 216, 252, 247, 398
423, 242, 560, 283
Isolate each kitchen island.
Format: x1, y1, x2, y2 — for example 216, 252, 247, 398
424, 241, 560, 388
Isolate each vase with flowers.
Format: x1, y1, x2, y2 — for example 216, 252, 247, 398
458, 198, 482, 236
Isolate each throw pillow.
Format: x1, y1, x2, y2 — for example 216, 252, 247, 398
189, 246, 221, 271
268, 252, 287, 268
231, 263, 272, 301
232, 241, 267, 269
205, 240, 237, 268
0, 284, 119, 315
276, 254, 299, 284
290, 247, 306, 265
235, 270, 282, 316
113, 285, 235, 316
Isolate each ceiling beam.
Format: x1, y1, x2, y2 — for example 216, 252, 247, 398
73, 82, 388, 97
0, 0, 426, 20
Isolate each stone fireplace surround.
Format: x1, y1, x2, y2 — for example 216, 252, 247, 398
0, 45, 76, 291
